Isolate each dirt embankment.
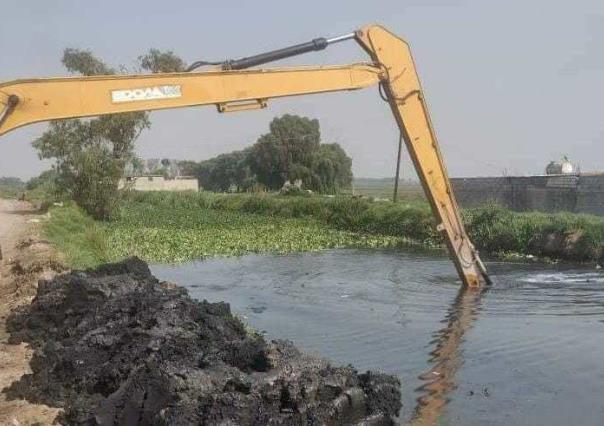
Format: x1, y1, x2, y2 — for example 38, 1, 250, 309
5, 256, 402, 425
0, 199, 64, 425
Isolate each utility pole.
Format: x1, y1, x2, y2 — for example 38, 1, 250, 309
393, 134, 403, 202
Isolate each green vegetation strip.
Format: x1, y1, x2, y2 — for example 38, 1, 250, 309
43, 198, 411, 268
43, 192, 604, 269
43, 203, 109, 268
105, 200, 406, 263
464, 207, 604, 262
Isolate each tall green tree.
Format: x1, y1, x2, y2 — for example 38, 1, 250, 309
247, 133, 287, 189
248, 114, 321, 190
193, 149, 254, 192
311, 143, 353, 193
247, 114, 352, 193
33, 48, 184, 219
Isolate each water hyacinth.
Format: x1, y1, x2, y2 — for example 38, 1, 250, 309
105, 199, 411, 263
43, 192, 604, 268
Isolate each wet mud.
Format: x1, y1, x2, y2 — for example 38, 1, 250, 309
4, 257, 401, 425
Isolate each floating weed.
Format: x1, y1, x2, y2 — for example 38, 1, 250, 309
45, 192, 604, 268
103, 206, 408, 263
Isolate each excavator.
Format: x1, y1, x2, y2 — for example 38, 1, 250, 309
0, 24, 490, 287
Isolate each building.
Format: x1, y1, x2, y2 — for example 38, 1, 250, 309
119, 175, 199, 192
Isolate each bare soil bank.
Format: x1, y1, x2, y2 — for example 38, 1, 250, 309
0, 199, 62, 425
5, 257, 402, 425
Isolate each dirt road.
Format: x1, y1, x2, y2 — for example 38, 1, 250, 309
0, 198, 59, 425
0, 199, 28, 262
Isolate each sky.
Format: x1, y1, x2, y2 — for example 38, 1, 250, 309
1, 0, 603, 180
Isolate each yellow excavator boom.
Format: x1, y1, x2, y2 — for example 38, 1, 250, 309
0, 65, 381, 135
0, 24, 490, 287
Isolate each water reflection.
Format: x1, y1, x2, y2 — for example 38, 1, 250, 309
411, 285, 488, 425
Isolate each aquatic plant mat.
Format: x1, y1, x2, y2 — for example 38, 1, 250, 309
4, 258, 401, 425
43, 192, 604, 270
111, 192, 604, 265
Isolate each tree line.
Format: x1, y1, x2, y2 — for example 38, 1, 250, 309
178, 114, 352, 194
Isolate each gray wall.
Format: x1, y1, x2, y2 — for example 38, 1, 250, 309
451, 174, 604, 215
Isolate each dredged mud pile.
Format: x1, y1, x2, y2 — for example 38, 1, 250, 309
4, 257, 401, 425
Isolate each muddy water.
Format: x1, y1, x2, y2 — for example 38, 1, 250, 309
151, 249, 604, 425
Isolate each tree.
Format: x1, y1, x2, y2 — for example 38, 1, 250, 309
268, 114, 320, 166
177, 160, 198, 177
248, 114, 320, 190
146, 159, 161, 174
138, 49, 186, 73
33, 48, 185, 219
194, 149, 254, 192
26, 170, 59, 191
0, 177, 24, 197
247, 133, 287, 189
0, 177, 24, 188
311, 143, 353, 193
131, 157, 146, 175
247, 114, 352, 193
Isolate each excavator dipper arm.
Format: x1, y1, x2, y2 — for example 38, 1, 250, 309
0, 24, 489, 287
355, 26, 489, 287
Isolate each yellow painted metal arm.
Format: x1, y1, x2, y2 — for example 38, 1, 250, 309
355, 25, 489, 287
0, 64, 381, 136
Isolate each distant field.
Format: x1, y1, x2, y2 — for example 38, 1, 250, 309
351, 178, 424, 201
0, 177, 24, 199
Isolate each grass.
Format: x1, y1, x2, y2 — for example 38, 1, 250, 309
43, 202, 109, 268
43, 191, 604, 269
464, 204, 604, 262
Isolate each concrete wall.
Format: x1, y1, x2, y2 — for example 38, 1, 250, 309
119, 176, 198, 192
576, 175, 604, 215
451, 174, 604, 215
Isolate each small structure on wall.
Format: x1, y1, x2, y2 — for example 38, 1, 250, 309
545, 156, 576, 175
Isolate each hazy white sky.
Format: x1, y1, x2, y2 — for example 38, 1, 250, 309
1, 0, 603, 180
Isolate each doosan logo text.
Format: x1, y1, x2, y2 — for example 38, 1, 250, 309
111, 85, 182, 103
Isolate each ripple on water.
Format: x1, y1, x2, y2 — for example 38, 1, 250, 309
520, 271, 604, 285
480, 269, 604, 318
